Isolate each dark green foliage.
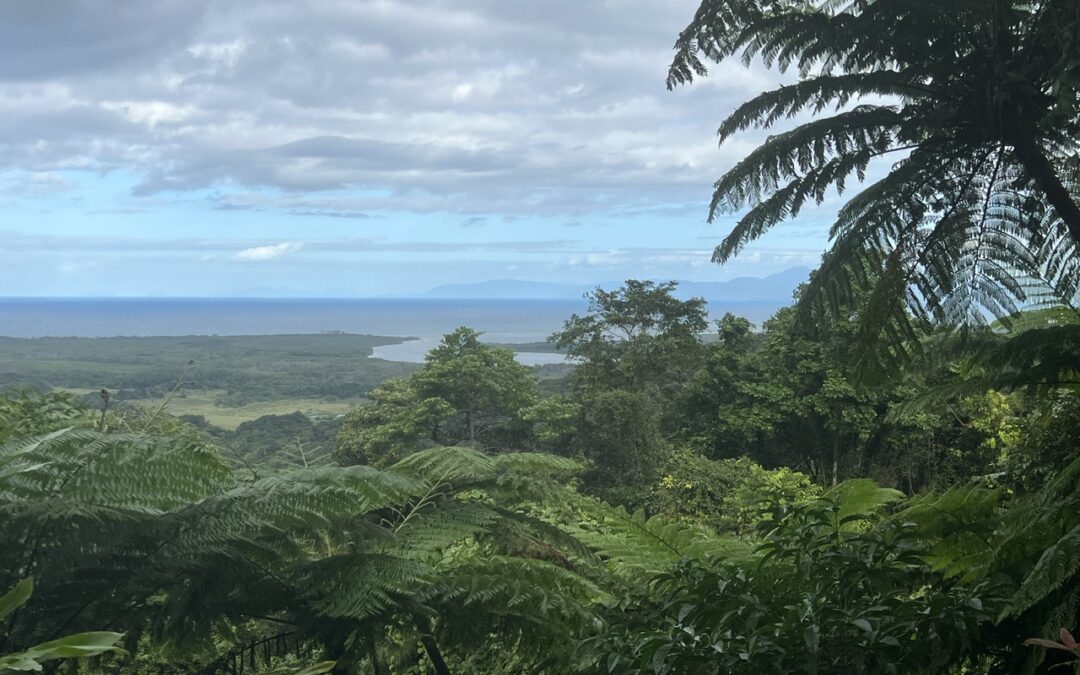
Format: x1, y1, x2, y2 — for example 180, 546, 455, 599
0, 389, 88, 443
675, 300, 1013, 491
1003, 393, 1080, 492
584, 489, 1000, 674
890, 454, 1080, 673
565, 497, 751, 580
213, 412, 342, 473
0, 577, 127, 672
337, 327, 540, 465
577, 389, 666, 499
669, 0, 1080, 370
0, 415, 604, 673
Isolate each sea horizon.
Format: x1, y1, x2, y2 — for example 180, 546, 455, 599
0, 296, 787, 343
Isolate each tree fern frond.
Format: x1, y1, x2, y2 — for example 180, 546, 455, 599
567, 499, 750, 577
432, 556, 602, 625
824, 478, 904, 523
1006, 524, 1080, 619
717, 72, 934, 143
892, 480, 1003, 579
302, 553, 431, 621
391, 500, 498, 555
389, 446, 496, 486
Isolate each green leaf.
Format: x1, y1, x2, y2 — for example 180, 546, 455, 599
0, 631, 126, 672
20, 632, 128, 661
0, 577, 33, 622
852, 618, 873, 633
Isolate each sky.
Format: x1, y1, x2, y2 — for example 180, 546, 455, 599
0, 0, 847, 297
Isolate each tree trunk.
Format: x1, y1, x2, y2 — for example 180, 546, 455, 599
1009, 131, 1080, 245
420, 634, 452, 675
466, 410, 475, 444
831, 438, 840, 487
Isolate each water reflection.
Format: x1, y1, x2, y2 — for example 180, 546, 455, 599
371, 337, 567, 366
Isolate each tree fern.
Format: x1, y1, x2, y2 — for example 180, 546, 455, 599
668, 0, 1080, 370
1008, 524, 1080, 618
566, 499, 750, 577
892, 480, 1004, 579
823, 478, 904, 525
0, 432, 607, 671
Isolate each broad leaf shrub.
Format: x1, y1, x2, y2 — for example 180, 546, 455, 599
582, 491, 1002, 674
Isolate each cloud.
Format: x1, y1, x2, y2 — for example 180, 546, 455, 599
235, 241, 303, 261
1, 171, 75, 195
0, 0, 791, 217
460, 216, 487, 228
0, 230, 582, 256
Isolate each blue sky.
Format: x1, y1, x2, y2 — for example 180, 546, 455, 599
0, 0, 845, 297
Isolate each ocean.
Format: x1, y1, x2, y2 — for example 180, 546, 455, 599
0, 298, 588, 365
0, 297, 784, 364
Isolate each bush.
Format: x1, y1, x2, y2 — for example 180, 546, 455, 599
644, 449, 820, 533
586, 493, 1001, 674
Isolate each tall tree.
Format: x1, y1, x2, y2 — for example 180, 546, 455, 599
337, 327, 538, 465
413, 327, 537, 446
669, 0, 1080, 363
552, 280, 708, 393
550, 282, 709, 496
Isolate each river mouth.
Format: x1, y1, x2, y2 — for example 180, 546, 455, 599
370, 337, 568, 366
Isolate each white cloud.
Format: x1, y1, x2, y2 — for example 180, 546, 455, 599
102, 100, 197, 128
235, 241, 303, 261
0, 0, 792, 217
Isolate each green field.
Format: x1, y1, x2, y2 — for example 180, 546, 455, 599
2, 333, 576, 429
1, 333, 420, 427
122, 390, 361, 430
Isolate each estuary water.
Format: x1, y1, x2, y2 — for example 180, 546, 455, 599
0, 297, 585, 364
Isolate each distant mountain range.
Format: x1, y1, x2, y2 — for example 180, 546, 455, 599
422, 267, 811, 304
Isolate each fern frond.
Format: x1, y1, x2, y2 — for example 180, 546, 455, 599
567, 499, 750, 577
824, 478, 904, 523
1006, 524, 1080, 619
432, 556, 602, 625
389, 446, 496, 486
892, 480, 1003, 579
302, 553, 430, 621
392, 500, 498, 555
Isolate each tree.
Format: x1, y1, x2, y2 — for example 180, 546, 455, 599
673, 301, 1013, 489
337, 327, 539, 465
336, 378, 454, 466
552, 280, 708, 393
413, 327, 537, 446
669, 0, 1080, 364
550, 282, 709, 497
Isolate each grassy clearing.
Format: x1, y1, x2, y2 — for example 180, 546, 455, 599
1, 333, 420, 404
124, 390, 361, 430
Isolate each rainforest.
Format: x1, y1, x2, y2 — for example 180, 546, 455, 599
3, 0, 1080, 673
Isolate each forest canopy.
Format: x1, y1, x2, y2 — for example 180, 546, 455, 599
2, 0, 1080, 673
